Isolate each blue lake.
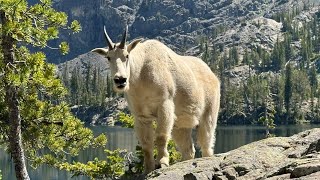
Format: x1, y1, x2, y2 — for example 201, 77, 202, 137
1, 124, 319, 179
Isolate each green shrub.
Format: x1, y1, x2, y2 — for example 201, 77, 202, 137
58, 149, 126, 179
118, 112, 134, 128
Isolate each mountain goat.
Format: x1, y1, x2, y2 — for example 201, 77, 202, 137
92, 26, 220, 174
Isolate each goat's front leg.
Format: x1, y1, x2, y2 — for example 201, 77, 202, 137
155, 99, 175, 168
134, 119, 155, 174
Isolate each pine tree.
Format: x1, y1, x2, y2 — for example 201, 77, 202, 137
0, 1, 106, 179
210, 41, 219, 67
270, 38, 285, 71
273, 75, 285, 124
261, 49, 271, 70
258, 82, 276, 138
61, 61, 70, 89
284, 64, 293, 123
70, 67, 83, 105
106, 74, 115, 98
281, 14, 293, 33
243, 48, 250, 65
284, 33, 293, 61
250, 49, 260, 68
84, 62, 92, 104
309, 66, 318, 91
229, 46, 239, 66
201, 40, 210, 64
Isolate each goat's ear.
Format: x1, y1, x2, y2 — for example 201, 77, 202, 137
127, 38, 143, 53
91, 48, 108, 55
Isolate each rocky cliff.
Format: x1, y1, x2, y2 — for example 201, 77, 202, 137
47, 0, 316, 63
143, 128, 320, 180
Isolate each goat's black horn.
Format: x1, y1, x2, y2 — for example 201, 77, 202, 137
119, 25, 128, 49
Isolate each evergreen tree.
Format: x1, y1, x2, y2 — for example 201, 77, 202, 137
270, 38, 285, 71
221, 51, 229, 69
70, 67, 81, 104
0, 1, 106, 179
301, 31, 311, 69
284, 33, 293, 61
61, 61, 70, 89
273, 75, 285, 124
250, 49, 260, 68
107, 74, 115, 98
291, 69, 311, 122
281, 14, 293, 33
292, 22, 300, 41
210, 41, 219, 67
258, 82, 276, 137
261, 49, 271, 70
284, 64, 293, 123
308, 67, 318, 119
309, 66, 318, 91
229, 46, 239, 66
243, 48, 250, 65
218, 58, 226, 110
201, 40, 210, 64
84, 62, 92, 104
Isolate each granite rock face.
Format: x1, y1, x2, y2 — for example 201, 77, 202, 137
48, 0, 313, 63
144, 128, 320, 180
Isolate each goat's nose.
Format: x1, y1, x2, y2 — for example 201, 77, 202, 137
114, 77, 127, 85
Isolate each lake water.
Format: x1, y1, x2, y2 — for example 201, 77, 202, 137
1, 124, 319, 179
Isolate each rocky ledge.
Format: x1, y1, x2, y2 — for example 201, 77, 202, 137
146, 128, 320, 180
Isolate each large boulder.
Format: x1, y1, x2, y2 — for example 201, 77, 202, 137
145, 128, 320, 180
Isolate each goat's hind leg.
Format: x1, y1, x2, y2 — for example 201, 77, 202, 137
197, 113, 217, 157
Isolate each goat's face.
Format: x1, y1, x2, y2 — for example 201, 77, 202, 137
107, 47, 130, 92
91, 26, 142, 93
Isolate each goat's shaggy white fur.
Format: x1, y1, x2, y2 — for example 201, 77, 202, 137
92, 37, 220, 174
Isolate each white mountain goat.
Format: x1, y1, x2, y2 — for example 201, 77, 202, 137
91, 26, 220, 174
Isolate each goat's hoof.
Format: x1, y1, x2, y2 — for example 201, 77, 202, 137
143, 168, 154, 175
156, 163, 169, 169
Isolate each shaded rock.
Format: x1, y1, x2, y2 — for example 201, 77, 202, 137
70, 97, 128, 125
297, 171, 320, 180
57, 52, 109, 77
143, 128, 320, 180
290, 159, 320, 178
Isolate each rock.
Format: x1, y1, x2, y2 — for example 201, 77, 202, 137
57, 52, 109, 78
290, 159, 320, 178
45, 0, 317, 63
143, 128, 320, 180
215, 16, 283, 55
70, 97, 129, 125
224, 65, 256, 86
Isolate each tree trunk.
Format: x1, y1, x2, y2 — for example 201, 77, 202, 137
0, 10, 30, 180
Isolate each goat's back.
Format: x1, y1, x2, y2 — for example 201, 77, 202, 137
130, 40, 220, 127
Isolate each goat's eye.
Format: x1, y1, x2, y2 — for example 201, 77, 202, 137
106, 56, 111, 61
126, 55, 129, 59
